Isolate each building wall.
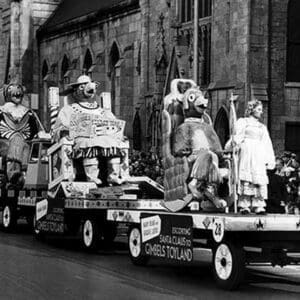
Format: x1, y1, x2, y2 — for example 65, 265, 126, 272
210, 0, 300, 155
0, 0, 298, 154
0, 0, 10, 94
268, 0, 300, 155
0, 0, 60, 104
210, 0, 250, 120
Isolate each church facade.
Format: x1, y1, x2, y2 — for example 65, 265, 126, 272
0, 0, 299, 156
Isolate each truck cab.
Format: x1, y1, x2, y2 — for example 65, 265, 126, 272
1, 138, 52, 230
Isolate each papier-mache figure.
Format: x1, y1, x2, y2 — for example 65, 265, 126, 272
173, 87, 228, 209
53, 75, 129, 185
162, 79, 228, 212
0, 83, 46, 183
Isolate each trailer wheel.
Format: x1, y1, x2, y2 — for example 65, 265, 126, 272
128, 226, 149, 266
212, 242, 245, 290
80, 218, 100, 251
2, 205, 17, 231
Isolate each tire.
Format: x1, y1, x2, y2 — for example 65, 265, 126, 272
80, 218, 100, 251
128, 226, 149, 266
2, 204, 17, 231
212, 242, 245, 290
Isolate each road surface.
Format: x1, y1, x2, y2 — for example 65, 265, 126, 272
0, 225, 299, 299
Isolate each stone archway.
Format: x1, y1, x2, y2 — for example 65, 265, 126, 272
214, 106, 229, 148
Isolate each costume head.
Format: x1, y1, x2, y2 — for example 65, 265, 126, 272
3, 83, 24, 105
182, 87, 208, 118
69, 75, 98, 102
245, 99, 262, 117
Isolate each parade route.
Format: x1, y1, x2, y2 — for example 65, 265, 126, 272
0, 224, 299, 300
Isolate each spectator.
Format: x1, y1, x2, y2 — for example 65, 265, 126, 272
129, 150, 164, 184
275, 157, 285, 177
267, 168, 287, 213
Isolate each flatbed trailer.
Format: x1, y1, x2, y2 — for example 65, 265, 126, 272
3, 148, 300, 291
106, 207, 300, 290
32, 183, 300, 290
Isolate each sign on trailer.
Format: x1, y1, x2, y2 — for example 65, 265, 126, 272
141, 214, 193, 263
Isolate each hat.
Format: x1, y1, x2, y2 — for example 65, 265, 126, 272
68, 75, 92, 87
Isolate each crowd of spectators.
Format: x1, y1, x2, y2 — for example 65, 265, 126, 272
129, 150, 300, 214
129, 151, 164, 186
273, 151, 300, 214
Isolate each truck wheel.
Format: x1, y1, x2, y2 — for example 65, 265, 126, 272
2, 205, 17, 231
212, 242, 245, 290
80, 218, 100, 251
128, 226, 149, 266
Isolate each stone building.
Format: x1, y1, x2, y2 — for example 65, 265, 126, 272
0, 0, 299, 156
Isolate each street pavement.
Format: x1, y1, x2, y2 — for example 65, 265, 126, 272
0, 224, 299, 299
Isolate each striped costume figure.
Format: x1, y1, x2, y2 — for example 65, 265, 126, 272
0, 83, 43, 183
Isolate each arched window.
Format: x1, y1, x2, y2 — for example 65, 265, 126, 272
214, 106, 229, 148
287, 0, 300, 82
178, 0, 212, 23
61, 55, 69, 83
109, 42, 120, 73
83, 49, 93, 75
109, 42, 120, 114
42, 60, 48, 79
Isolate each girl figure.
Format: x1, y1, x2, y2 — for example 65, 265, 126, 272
233, 99, 275, 214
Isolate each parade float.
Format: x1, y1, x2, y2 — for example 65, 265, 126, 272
0, 77, 300, 290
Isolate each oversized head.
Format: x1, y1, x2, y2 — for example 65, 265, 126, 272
182, 87, 208, 119
3, 83, 24, 105
68, 75, 98, 102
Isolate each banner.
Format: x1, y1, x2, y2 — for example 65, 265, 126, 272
141, 214, 193, 262
35, 197, 64, 234
69, 113, 125, 139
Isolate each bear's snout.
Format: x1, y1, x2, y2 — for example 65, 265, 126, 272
84, 82, 97, 97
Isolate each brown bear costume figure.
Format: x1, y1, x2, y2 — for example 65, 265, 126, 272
173, 87, 228, 210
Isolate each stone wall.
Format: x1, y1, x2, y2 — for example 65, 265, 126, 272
0, 0, 10, 96
0, 0, 60, 102
210, 0, 250, 120
269, 0, 300, 155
